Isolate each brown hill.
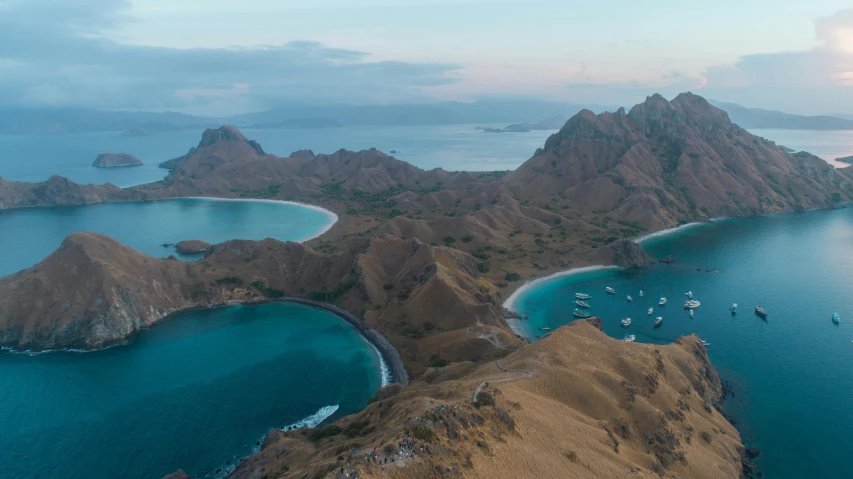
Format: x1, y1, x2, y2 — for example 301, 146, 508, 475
230, 320, 742, 479
0, 175, 134, 210
505, 93, 853, 230
92, 152, 143, 168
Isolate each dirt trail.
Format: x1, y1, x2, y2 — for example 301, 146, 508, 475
471, 359, 534, 402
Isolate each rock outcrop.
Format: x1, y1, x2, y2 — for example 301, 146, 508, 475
92, 152, 143, 168
174, 240, 210, 254
609, 238, 655, 267
158, 125, 266, 170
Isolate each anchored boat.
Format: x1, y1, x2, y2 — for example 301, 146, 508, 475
700, 339, 711, 347
755, 306, 768, 319
684, 300, 701, 309
605, 287, 615, 295
621, 317, 632, 327
573, 309, 591, 319
575, 300, 591, 308
539, 327, 552, 331
575, 293, 590, 300
659, 297, 668, 306
647, 308, 653, 315
685, 291, 694, 300
623, 334, 636, 342
639, 290, 644, 297
627, 295, 633, 302
731, 303, 738, 314
654, 316, 663, 327
832, 312, 840, 324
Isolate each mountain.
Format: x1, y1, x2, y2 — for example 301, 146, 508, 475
506, 93, 853, 230
711, 101, 853, 130
228, 99, 614, 127
837, 156, 853, 164
0, 175, 137, 209
0, 107, 214, 135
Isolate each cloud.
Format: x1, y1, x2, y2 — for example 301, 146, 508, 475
699, 8, 853, 114
0, 0, 460, 115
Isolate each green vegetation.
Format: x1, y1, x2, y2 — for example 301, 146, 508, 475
215, 276, 242, 285
429, 355, 448, 368
308, 425, 342, 442
444, 236, 456, 244
411, 423, 435, 442
251, 281, 285, 298
504, 272, 521, 281
474, 391, 496, 408
343, 421, 372, 439
308, 279, 356, 302
461, 235, 474, 243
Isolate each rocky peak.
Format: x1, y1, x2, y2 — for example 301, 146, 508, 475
197, 125, 265, 156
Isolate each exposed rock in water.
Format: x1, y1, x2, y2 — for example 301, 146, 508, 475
609, 239, 653, 267
92, 153, 143, 168
175, 240, 210, 254
161, 470, 190, 479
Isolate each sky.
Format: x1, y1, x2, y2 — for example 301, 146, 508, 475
1, 0, 852, 116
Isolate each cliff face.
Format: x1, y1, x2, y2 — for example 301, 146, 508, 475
92, 152, 143, 168
229, 320, 743, 479
505, 93, 853, 230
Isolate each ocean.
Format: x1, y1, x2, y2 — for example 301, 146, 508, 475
0, 124, 553, 187
0, 302, 384, 479
507, 207, 853, 478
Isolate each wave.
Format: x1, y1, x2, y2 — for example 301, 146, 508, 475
280, 404, 340, 431
633, 222, 703, 244
366, 341, 392, 387
178, 196, 339, 242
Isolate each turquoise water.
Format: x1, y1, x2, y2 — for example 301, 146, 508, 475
0, 198, 333, 277
0, 302, 384, 479
0, 124, 552, 187
510, 207, 853, 478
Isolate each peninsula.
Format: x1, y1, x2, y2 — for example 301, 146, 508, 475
1, 92, 851, 478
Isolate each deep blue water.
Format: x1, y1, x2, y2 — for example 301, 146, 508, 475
509, 207, 853, 479
0, 302, 384, 479
0, 124, 552, 187
0, 198, 334, 277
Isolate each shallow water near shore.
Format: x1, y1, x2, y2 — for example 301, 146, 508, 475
0, 198, 334, 277
509, 207, 853, 478
0, 302, 383, 479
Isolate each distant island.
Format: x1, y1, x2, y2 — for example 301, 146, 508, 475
92, 153, 143, 168
712, 100, 853, 130
837, 156, 853, 164
477, 115, 567, 133
247, 118, 343, 129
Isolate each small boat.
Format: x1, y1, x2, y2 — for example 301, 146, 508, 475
755, 306, 768, 319
647, 308, 654, 315
685, 291, 694, 300
575, 300, 591, 308
731, 303, 738, 314
654, 316, 663, 327
700, 339, 711, 347
659, 297, 668, 306
684, 300, 701, 309
627, 295, 633, 302
539, 326, 552, 331
623, 334, 636, 342
605, 287, 615, 295
689, 309, 694, 318
575, 293, 590, 300
621, 317, 632, 327
639, 290, 644, 297
573, 309, 591, 319
832, 312, 840, 324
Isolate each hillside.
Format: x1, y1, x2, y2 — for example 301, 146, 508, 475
506, 93, 853, 230
0, 175, 137, 209
230, 320, 743, 479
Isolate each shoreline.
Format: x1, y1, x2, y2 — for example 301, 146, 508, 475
502, 265, 619, 339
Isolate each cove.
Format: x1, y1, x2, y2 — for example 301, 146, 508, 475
0, 197, 336, 277
0, 302, 384, 479
507, 207, 853, 479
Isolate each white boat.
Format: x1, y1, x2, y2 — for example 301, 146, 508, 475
700, 339, 710, 347
647, 308, 653, 315
659, 297, 667, 306
684, 300, 701, 309
639, 290, 644, 297
627, 295, 633, 302
832, 312, 840, 324
621, 317, 632, 327
689, 309, 695, 318
623, 334, 636, 342
731, 303, 738, 314
573, 309, 591, 319
654, 316, 663, 327
685, 291, 694, 299
539, 327, 552, 331
575, 293, 590, 300
575, 300, 591, 308
605, 287, 615, 295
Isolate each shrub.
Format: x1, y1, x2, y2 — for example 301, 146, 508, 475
700, 431, 712, 443
461, 235, 474, 243
422, 322, 435, 331
215, 276, 242, 285
477, 262, 490, 273
429, 355, 448, 368
411, 423, 434, 442
308, 425, 342, 442
474, 391, 496, 408
444, 236, 456, 244
504, 272, 521, 281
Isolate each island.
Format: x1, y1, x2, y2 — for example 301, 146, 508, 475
175, 240, 210, 254
837, 155, 853, 164
2, 92, 852, 479
92, 152, 143, 168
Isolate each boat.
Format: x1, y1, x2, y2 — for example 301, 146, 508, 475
731, 303, 738, 314
659, 297, 667, 306
755, 306, 768, 318
621, 317, 632, 327
684, 300, 701, 309
689, 309, 694, 318
623, 334, 636, 342
654, 316, 663, 327
575, 300, 591, 308
832, 312, 840, 324
539, 327, 552, 331
700, 339, 711, 347
685, 291, 694, 300
647, 308, 653, 315
575, 293, 590, 300
605, 287, 615, 295
627, 295, 633, 302
639, 290, 644, 297
573, 309, 591, 319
